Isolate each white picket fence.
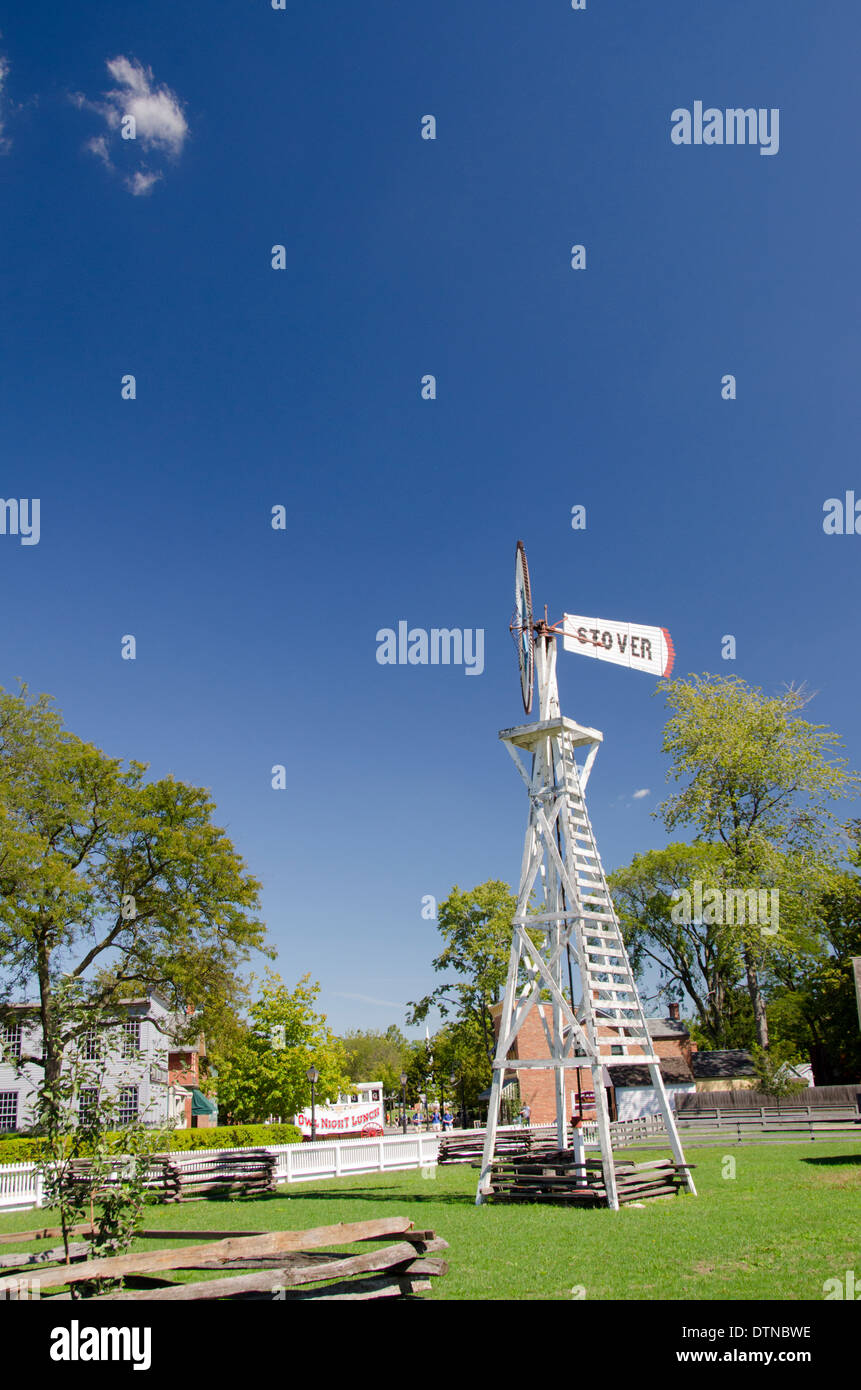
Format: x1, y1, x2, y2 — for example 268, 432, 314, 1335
0, 1162, 45, 1212
0, 1131, 445, 1213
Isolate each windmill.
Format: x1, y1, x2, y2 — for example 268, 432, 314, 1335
475, 542, 696, 1210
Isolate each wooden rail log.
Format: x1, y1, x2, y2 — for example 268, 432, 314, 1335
0, 1242, 91, 1271
38, 1216, 448, 1302
42, 1217, 418, 1288
0, 1223, 96, 1247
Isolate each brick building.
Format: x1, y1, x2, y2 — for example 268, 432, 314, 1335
490, 1000, 757, 1123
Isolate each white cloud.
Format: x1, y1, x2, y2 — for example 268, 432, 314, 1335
0, 53, 10, 152
75, 55, 188, 194
85, 133, 111, 167
127, 169, 162, 197
104, 56, 188, 155
632, 788, 650, 800
332, 992, 407, 1010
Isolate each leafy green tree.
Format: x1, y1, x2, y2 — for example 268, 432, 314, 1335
407, 880, 517, 1065
686, 988, 755, 1052
610, 841, 751, 1046
428, 1016, 492, 1121
655, 675, 859, 1048
0, 684, 268, 1100
764, 829, 861, 1081
340, 1026, 410, 1093
213, 971, 350, 1123
749, 1043, 806, 1101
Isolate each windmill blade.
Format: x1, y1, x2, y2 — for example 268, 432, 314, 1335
562, 614, 674, 677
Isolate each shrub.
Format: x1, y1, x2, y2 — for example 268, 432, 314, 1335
0, 1122, 302, 1166
0, 1136, 45, 1163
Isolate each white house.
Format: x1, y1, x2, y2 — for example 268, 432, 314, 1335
0, 990, 210, 1134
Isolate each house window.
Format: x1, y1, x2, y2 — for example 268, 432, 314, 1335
78, 1088, 99, 1126
1, 1023, 22, 1060
118, 1087, 138, 1125
0, 1092, 18, 1131
122, 1020, 141, 1057
81, 1029, 101, 1060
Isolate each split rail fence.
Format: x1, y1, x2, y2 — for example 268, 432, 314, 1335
675, 1105, 860, 1146
0, 1215, 448, 1300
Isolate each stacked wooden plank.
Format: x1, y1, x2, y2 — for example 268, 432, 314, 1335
438, 1126, 561, 1165
171, 1149, 277, 1202
63, 1150, 278, 1203
4, 1217, 447, 1301
64, 1156, 180, 1201
482, 1149, 693, 1206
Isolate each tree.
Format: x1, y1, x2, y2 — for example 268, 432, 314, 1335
212, 971, 349, 1123
655, 674, 859, 1048
340, 1026, 410, 1093
0, 685, 269, 1106
610, 841, 753, 1047
749, 1042, 806, 1101
427, 1016, 492, 1120
407, 881, 517, 1065
764, 826, 861, 1081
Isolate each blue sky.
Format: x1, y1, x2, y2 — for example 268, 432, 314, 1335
1, 2, 859, 1035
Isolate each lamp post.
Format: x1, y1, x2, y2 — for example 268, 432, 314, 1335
449, 1071, 460, 1130
400, 1071, 408, 1135
306, 1064, 319, 1142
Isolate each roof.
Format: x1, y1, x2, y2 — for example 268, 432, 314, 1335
478, 1070, 518, 1101
691, 1049, 757, 1080
645, 1017, 690, 1040
611, 1057, 694, 1088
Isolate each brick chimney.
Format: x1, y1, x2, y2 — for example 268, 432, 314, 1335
668, 1002, 680, 1021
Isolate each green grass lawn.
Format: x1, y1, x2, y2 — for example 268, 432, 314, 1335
2, 1142, 858, 1300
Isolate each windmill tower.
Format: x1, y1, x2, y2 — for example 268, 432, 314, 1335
475, 543, 696, 1210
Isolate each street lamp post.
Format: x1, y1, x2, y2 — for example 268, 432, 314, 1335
400, 1071, 408, 1135
306, 1064, 319, 1142
449, 1071, 459, 1130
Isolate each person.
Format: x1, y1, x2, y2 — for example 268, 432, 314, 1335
431, 1108, 441, 1132
443, 1109, 453, 1131
520, 1103, 531, 1127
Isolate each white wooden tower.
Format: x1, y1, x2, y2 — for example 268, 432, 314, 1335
475, 544, 696, 1209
